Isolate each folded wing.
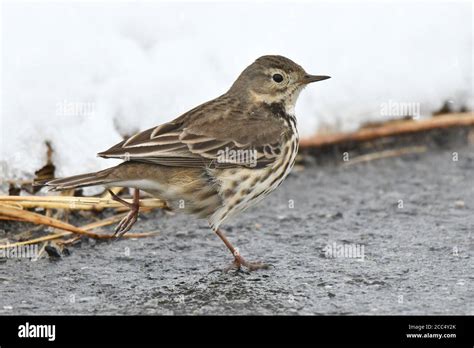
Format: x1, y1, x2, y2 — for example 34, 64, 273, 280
98, 95, 286, 169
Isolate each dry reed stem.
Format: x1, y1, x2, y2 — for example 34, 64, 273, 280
0, 196, 166, 211
344, 146, 427, 166
0, 205, 158, 249
300, 113, 474, 148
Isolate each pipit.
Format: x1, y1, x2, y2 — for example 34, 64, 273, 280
42, 55, 330, 271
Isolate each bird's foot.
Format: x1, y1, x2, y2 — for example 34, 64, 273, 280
223, 254, 272, 272
212, 228, 272, 273
114, 207, 139, 237
109, 189, 140, 238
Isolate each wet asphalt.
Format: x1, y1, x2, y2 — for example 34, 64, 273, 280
0, 144, 472, 315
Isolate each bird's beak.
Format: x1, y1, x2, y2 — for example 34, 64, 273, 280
300, 74, 331, 84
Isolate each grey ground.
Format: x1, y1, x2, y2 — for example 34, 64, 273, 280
1, 145, 473, 315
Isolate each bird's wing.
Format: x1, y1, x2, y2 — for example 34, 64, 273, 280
98, 96, 287, 169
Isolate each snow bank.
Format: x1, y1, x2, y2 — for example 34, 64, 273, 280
1, 1, 472, 184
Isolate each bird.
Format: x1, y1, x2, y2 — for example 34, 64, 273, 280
40, 55, 330, 271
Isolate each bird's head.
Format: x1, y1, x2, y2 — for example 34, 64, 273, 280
229, 55, 330, 114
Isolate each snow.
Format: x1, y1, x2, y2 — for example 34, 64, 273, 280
1, 1, 472, 185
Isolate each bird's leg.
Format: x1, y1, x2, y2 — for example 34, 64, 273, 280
108, 189, 140, 237
214, 228, 271, 272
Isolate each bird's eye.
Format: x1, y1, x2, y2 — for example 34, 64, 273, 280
272, 73, 284, 83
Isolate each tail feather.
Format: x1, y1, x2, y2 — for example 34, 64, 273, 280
39, 168, 115, 191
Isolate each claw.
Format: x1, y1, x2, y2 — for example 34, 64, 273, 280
223, 254, 271, 272
114, 211, 138, 238
213, 228, 271, 272
110, 189, 140, 238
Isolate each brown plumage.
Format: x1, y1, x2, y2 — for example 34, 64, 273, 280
41, 55, 330, 271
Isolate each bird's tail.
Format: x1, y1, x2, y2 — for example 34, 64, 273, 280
36, 167, 116, 191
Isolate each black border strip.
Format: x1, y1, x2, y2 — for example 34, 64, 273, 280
0, 315, 472, 346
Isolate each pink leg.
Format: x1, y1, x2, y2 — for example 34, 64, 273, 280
214, 228, 271, 272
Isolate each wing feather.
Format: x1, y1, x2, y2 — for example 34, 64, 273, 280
98, 95, 288, 168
